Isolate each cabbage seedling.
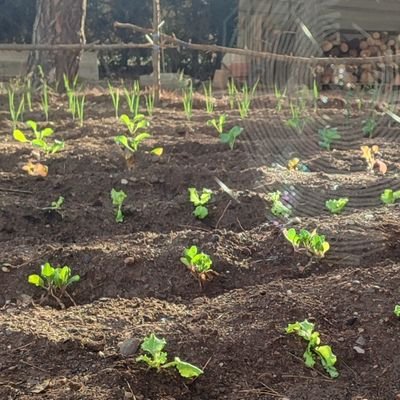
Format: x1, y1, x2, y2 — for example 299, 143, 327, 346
286, 320, 339, 379
267, 191, 292, 218
283, 228, 330, 258
180, 246, 217, 287
13, 120, 64, 155
120, 114, 149, 135
188, 187, 212, 219
319, 126, 341, 151
394, 305, 400, 317
325, 198, 348, 214
207, 114, 226, 134
28, 262, 80, 308
220, 126, 243, 150
136, 333, 203, 378
111, 189, 127, 223
381, 189, 400, 205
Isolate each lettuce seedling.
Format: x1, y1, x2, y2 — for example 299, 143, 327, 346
188, 188, 212, 219
325, 198, 348, 214
286, 320, 339, 379
380, 189, 400, 205
267, 191, 292, 218
220, 126, 243, 150
207, 114, 226, 134
13, 120, 64, 154
136, 333, 203, 378
394, 305, 400, 317
28, 262, 80, 308
319, 126, 341, 151
180, 246, 217, 287
283, 228, 330, 258
111, 188, 127, 223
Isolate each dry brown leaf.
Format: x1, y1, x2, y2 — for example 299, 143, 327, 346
22, 161, 48, 177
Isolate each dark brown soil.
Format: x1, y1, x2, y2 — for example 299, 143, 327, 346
1, 87, 400, 400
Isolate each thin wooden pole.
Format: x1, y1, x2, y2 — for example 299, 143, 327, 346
153, 0, 161, 105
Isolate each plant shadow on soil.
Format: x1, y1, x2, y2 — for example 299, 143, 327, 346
1, 90, 400, 399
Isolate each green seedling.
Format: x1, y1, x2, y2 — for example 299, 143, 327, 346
203, 81, 215, 114
312, 79, 319, 112
108, 81, 120, 119
13, 120, 64, 155
63, 74, 79, 119
283, 228, 330, 258
319, 126, 341, 151
124, 81, 141, 117
8, 88, 25, 129
41, 81, 50, 122
381, 189, 400, 205
325, 198, 348, 214
188, 188, 212, 219
42, 196, 64, 216
227, 79, 238, 110
236, 80, 258, 119
183, 80, 194, 121
286, 102, 306, 133
119, 113, 149, 135
362, 117, 377, 138
76, 94, 85, 127
145, 89, 155, 117
25, 77, 33, 112
394, 305, 400, 317
28, 262, 80, 308
136, 333, 203, 378
207, 114, 226, 135
111, 189, 127, 223
180, 245, 217, 287
267, 191, 292, 218
286, 320, 339, 379
220, 126, 243, 150
274, 85, 287, 112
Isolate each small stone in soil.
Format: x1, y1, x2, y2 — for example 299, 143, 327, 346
118, 338, 141, 357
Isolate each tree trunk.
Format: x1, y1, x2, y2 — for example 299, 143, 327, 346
27, 0, 87, 88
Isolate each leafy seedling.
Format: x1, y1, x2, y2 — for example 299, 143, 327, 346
394, 305, 400, 317
207, 114, 226, 135
188, 188, 212, 219
286, 102, 306, 133
361, 145, 387, 174
42, 196, 64, 217
220, 126, 243, 150
286, 320, 339, 379
115, 114, 161, 165
362, 117, 377, 138
136, 333, 203, 378
111, 189, 127, 223
283, 228, 330, 258
381, 189, 400, 205
180, 246, 217, 288
325, 198, 348, 214
28, 262, 80, 308
318, 126, 341, 151
13, 120, 64, 155
267, 191, 292, 218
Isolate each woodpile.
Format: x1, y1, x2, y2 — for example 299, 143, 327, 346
317, 32, 400, 88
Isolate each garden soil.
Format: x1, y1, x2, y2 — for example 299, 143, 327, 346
0, 88, 400, 399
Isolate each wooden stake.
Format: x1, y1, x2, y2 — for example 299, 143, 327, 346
152, 0, 161, 105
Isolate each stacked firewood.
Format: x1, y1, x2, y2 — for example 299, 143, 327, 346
316, 32, 400, 87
